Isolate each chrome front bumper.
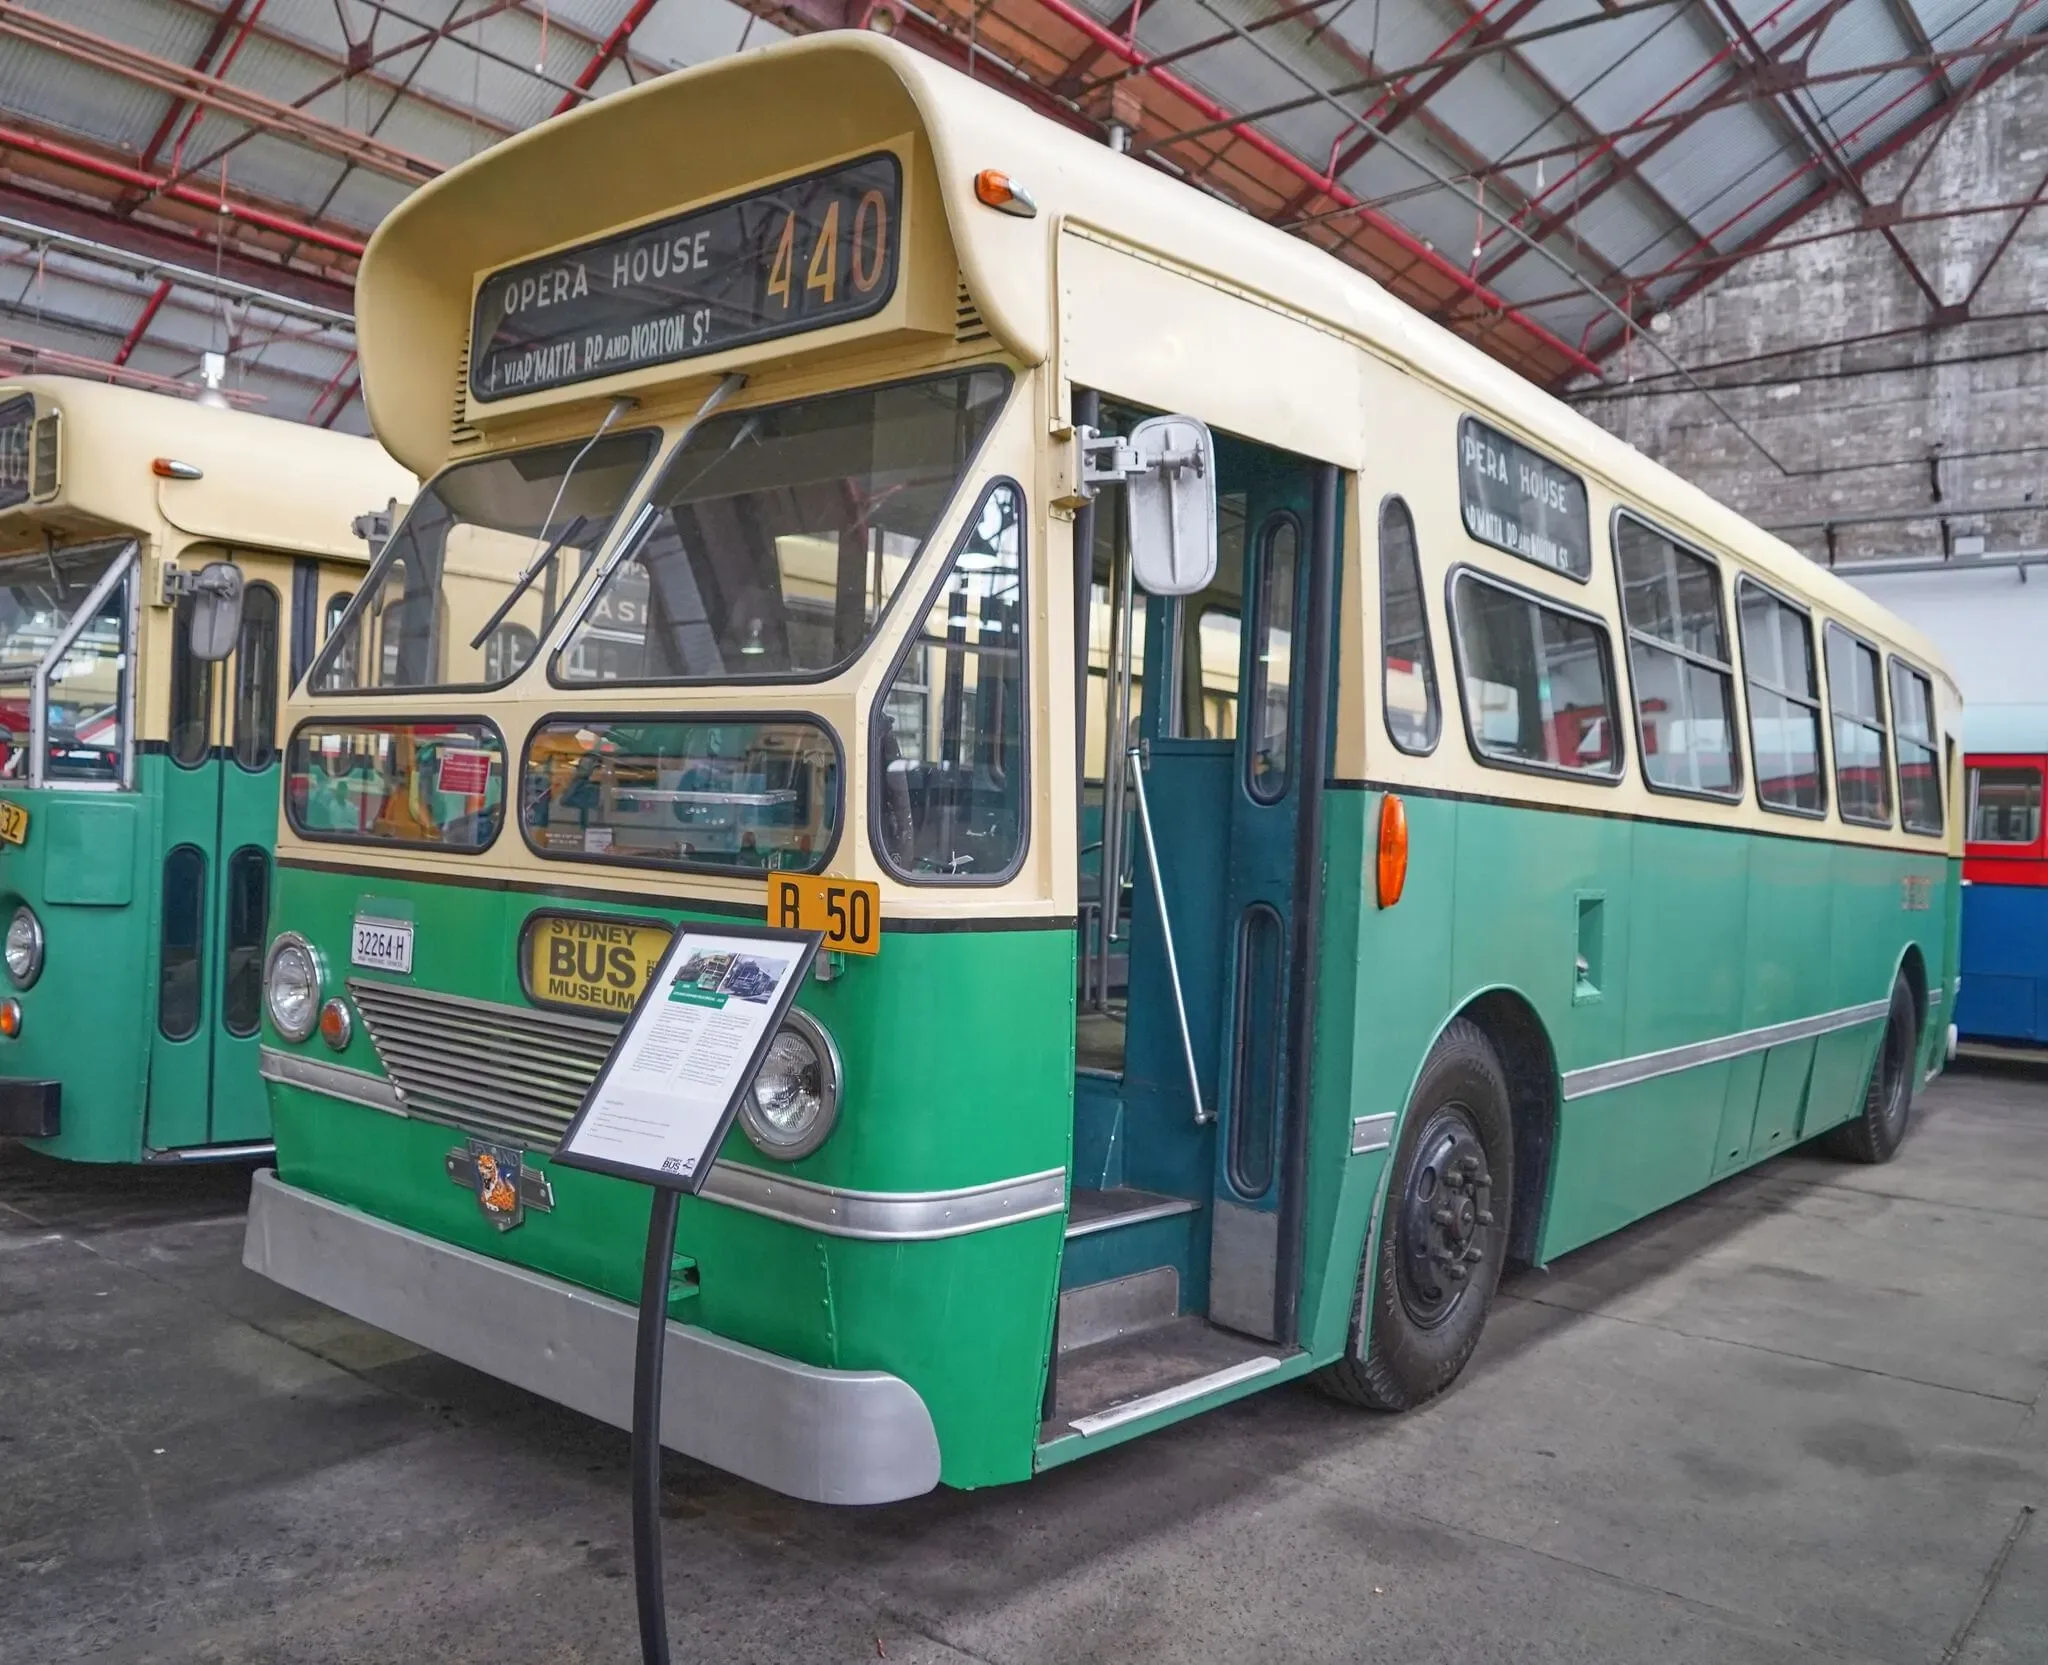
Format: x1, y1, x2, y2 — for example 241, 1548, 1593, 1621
242, 1170, 941, 1504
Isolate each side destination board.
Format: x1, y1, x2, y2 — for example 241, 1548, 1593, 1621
470, 153, 902, 403
1457, 415, 1591, 579
0, 394, 33, 511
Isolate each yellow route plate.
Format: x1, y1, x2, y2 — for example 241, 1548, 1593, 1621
0, 801, 27, 847
522, 913, 673, 1016
767, 873, 881, 956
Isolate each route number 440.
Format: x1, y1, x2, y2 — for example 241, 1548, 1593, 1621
767, 873, 881, 956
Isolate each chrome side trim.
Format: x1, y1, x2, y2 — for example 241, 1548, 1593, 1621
1351, 1112, 1395, 1154
242, 1172, 940, 1505
143, 1141, 275, 1164
1067, 1354, 1283, 1437
1560, 998, 1892, 1102
1928, 987, 1943, 1008
699, 1162, 1067, 1241
259, 1046, 405, 1115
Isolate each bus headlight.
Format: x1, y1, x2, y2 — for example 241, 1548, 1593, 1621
4, 905, 42, 988
264, 934, 322, 1042
738, 1009, 840, 1160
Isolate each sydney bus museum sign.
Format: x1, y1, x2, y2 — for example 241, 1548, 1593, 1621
468, 154, 901, 402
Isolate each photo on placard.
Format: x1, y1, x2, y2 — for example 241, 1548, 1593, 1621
672, 950, 734, 993
720, 954, 788, 1003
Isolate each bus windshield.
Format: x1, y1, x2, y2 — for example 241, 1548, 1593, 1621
554, 366, 1009, 685
0, 543, 130, 782
313, 430, 657, 693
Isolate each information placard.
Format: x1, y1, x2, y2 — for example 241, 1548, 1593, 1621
553, 922, 820, 1192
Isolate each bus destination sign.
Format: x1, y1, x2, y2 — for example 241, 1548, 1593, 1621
469, 154, 902, 403
0, 394, 33, 511
1457, 415, 1591, 579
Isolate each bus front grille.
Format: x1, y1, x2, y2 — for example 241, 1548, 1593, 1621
347, 979, 619, 1149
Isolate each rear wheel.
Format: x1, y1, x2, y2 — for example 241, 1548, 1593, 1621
1316, 1019, 1514, 1411
1823, 974, 1918, 1165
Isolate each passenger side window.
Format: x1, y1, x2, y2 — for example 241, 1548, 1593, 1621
1614, 516, 1738, 797
319, 591, 356, 690
873, 481, 1027, 883
1888, 660, 1942, 835
1968, 765, 2041, 845
1451, 571, 1619, 777
168, 595, 214, 768
1825, 624, 1892, 826
232, 582, 280, 772
1246, 514, 1299, 803
1736, 581, 1825, 816
1379, 498, 1439, 755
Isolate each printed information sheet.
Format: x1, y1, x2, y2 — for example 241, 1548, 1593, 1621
554, 925, 817, 1192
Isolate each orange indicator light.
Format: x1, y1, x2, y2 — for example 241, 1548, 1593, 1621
0, 998, 22, 1038
1376, 792, 1409, 910
973, 170, 1038, 218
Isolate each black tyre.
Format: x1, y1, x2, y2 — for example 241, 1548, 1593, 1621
1316, 1018, 1514, 1411
1823, 974, 1918, 1164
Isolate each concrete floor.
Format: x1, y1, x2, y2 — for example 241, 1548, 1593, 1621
4, 1066, 2045, 1665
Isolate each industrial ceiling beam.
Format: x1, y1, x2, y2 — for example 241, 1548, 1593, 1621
0, 121, 368, 258
0, 184, 356, 313
553, 0, 662, 114
0, 3, 442, 187
1273, 0, 1546, 223
1019, 0, 1603, 375
1581, 23, 2045, 363
110, 280, 172, 367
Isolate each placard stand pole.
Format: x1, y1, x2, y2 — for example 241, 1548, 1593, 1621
631, 1186, 681, 1665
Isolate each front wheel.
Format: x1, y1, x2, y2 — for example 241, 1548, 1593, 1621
1316, 1018, 1514, 1411
1823, 974, 1918, 1164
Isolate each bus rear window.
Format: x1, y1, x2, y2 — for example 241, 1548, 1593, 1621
286, 721, 505, 850
520, 717, 840, 874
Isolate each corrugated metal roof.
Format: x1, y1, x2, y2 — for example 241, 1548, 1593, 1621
0, 0, 2032, 411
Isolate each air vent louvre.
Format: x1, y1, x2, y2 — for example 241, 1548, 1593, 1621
954, 278, 992, 346
29, 412, 58, 499
449, 347, 483, 450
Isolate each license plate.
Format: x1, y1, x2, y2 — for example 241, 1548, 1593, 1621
0, 801, 26, 846
351, 916, 414, 973
523, 913, 673, 1015
767, 873, 881, 955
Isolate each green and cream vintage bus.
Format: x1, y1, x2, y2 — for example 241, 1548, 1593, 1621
242, 35, 1961, 1502
0, 377, 411, 1163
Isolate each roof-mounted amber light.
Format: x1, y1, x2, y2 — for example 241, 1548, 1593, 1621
152, 458, 202, 480
974, 170, 1038, 219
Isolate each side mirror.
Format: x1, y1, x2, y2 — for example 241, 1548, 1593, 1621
185, 561, 245, 662
1124, 415, 1217, 597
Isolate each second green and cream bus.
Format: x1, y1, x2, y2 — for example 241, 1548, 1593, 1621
242, 36, 1960, 1501
0, 378, 410, 1163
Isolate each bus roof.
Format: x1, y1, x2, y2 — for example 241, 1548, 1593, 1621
0, 375, 412, 564
354, 32, 1952, 692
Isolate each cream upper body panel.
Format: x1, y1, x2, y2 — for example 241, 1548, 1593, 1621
0, 376, 412, 563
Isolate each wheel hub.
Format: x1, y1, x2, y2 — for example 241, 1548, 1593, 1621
1397, 1108, 1495, 1329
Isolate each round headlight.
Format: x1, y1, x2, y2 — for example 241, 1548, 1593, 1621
4, 905, 42, 989
738, 1009, 841, 1160
264, 933, 322, 1042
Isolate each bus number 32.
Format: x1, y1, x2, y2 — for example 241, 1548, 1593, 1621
766, 189, 890, 312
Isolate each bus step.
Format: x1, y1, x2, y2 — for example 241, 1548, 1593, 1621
1041, 1314, 1283, 1439
1058, 1266, 1179, 1354
1065, 1186, 1198, 1238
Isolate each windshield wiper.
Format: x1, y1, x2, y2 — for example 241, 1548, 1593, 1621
468, 393, 636, 652
469, 514, 588, 651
